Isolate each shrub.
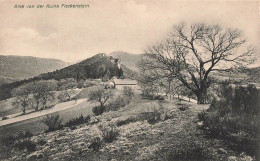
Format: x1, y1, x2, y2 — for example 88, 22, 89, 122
16, 139, 37, 152
2, 116, 8, 120
1, 135, 17, 145
1, 131, 33, 146
198, 110, 207, 121
57, 92, 67, 102
88, 137, 102, 151
117, 117, 136, 127
17, 131, 34, 139
168, 139, 209, 160
154, 95, 165, 100
178, 105, 189, 111
64, 115, 90, 127
139, 110, 161, 124
37, 139, 47, 146
70, 126, 77, 130
92, 105, 105, 116
77, 80, 85, 89
42, 113, 63, 132
199, 84, 259, 156
106, 95, 127, 111
100, 126, 119, 143
123, 86, 134, 100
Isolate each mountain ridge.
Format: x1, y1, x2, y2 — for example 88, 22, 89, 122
0, 55, 68, 84
0, 53, 137, 100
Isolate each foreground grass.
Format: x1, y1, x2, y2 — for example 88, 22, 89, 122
0, 94, 254, 161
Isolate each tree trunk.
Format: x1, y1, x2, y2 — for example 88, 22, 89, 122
196, 89, 208, 104
22, 106, 26, 114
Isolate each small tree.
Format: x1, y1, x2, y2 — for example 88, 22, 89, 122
58, 78, 77, 101
88, 86, 114, 115
12, 84, 32, 114
31, 80, 57, 110
123, 86, 134, 100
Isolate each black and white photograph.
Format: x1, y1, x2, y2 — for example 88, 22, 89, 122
0, 0, 259, 160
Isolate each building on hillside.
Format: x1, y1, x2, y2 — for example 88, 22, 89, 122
107, 78, 138, 89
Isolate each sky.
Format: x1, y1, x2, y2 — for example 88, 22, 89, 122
0, 0, 259, 64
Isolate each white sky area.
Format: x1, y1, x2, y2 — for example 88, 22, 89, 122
0, 0, 259, 64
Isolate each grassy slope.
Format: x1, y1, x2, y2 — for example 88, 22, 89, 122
0, 92, 248, 161
0, 99, 95, 139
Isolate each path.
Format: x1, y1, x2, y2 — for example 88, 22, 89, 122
0, 99, 87, 126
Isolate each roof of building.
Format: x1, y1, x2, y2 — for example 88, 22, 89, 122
113, 79, 137, 85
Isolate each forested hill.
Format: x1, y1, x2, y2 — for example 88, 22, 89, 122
0, 55, 68, 85
0, 53, 137, 100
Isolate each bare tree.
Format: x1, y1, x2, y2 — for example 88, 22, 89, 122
142, 23, 255, 104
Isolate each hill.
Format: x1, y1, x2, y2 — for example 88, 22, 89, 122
0, 53, 137, 100
109, 51, 142, 71
212, 66, 260, 84
0, 55, 68, 85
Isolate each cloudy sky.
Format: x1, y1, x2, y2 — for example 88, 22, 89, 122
0, 0, 259, 63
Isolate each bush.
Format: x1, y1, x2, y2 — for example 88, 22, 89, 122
88, 137, 102, 151
117, 117, 137, 127
2, 116, 8, 120
42, 113, 63, 132
100, 126, 119, 143
106, 95, 127, 111
199, 84, 259, 156
64, 115, 90, 127
57, 92, 68, 102
1, 135, 17, 145
1, 131, 33, 146
17, 131, 34, 139
123, 86, 134, 100
37, 139, 47, 146
92, 105, 105, 116
77, 80, 85, 89
139, 110, 161, 124
198, 110, 207, 121
16, 139, 37, 152
154, 95, 165, 100
168, 139, 209, 160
